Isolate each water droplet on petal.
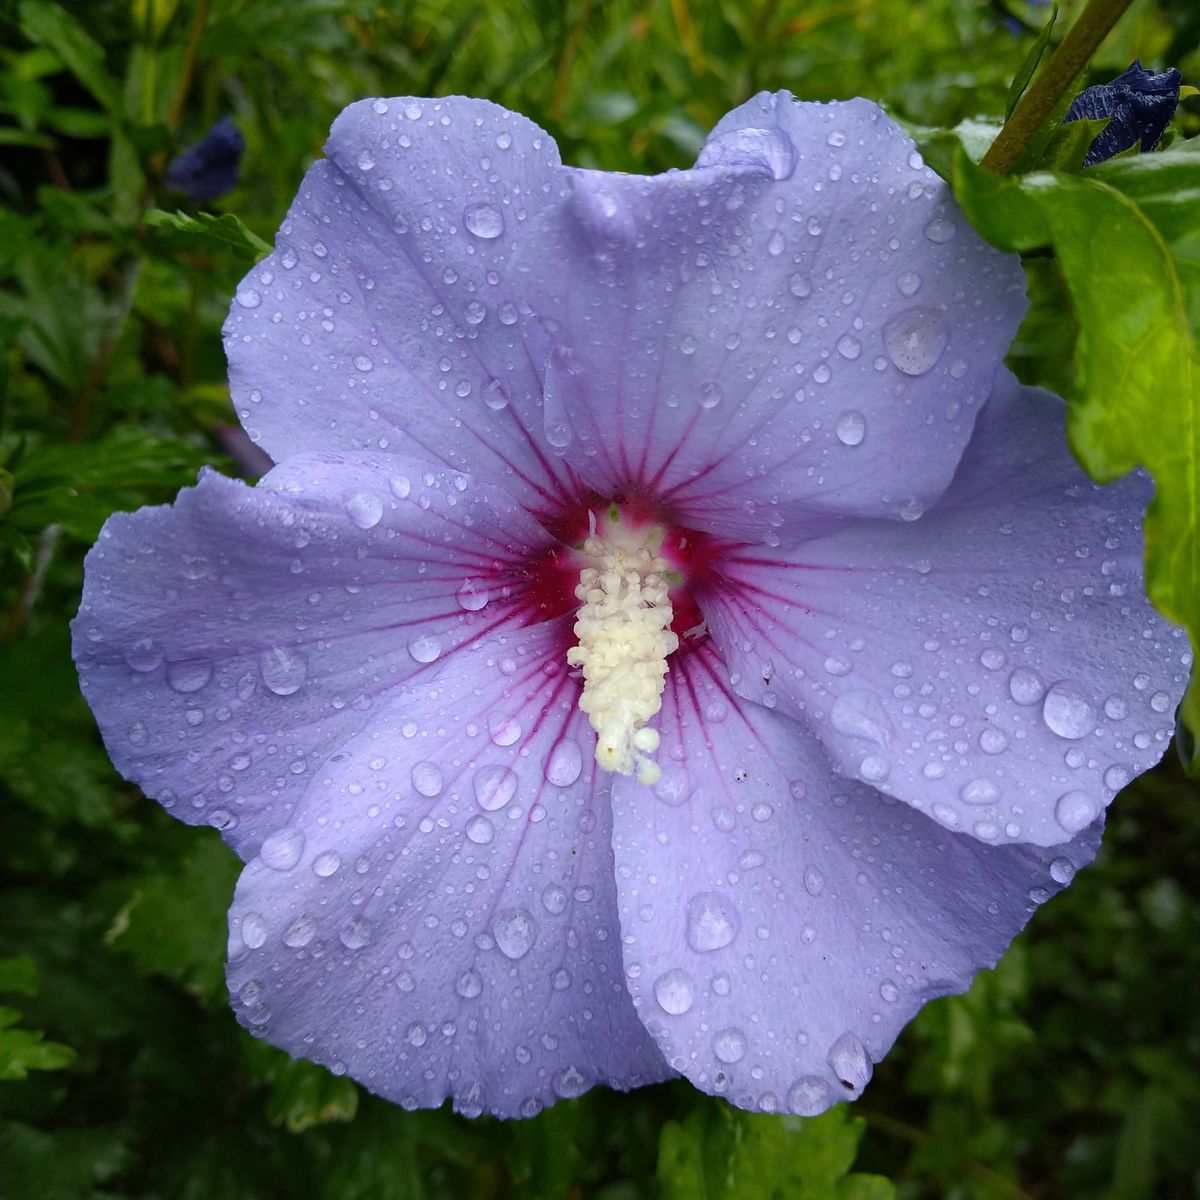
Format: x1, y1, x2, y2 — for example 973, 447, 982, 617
552, 1065, 589, 1099
284, 913, 317, 947
1055, 789, 1096, 833
803, 864, 825, 896
345, 491, 383, 529
260, 826, 305, 871
1008, 667, 1044, 706
541, 883, 568, 915
493, 908, 536, 959
897, 271, 922, 297
544, 739, 583, 787
461, 202, 504, 239
124, 639, 163, 672
465, 814, 494, 844
474, 765, 518, 811
241, 912, 268, 949
653, 968, 695, 1015
408, 634, 442, 664
167, 659, 212, 693
923, 217, 956, 243
312, 851, 341, 878
411, 760, 443, 797
713, 1028, 747, 1063
883, 307, 948, 376
786, 1076, 831, 1116
259, 645, 307, 696
960, 777, 1000, 806
827, 1031, 872, 1091
835, 409, 866, 446
1042, 681, 1095, 739
1049, 857, 1076, 885
685, 892, 739, 952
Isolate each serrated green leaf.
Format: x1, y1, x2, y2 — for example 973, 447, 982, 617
1005, 3, 1058, 120
8, 429, 210, 541
18, 0, 119, 113
658, 1102, 895, 1200
144, 209, 271, 264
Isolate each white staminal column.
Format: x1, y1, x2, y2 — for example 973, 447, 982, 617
566, 528, 678, 785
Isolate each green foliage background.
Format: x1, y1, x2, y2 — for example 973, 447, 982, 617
1, 1, 1199, 1196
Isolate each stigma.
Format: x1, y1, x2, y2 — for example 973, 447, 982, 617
566, 513, 679, 785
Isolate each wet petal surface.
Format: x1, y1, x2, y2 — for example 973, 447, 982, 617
73, 453, 552, 858
513, 91, 1026, 540
226, 622, 670, 1116
610, 647, 1102, 1113
701, 373, 1189, 845
224, 96, 581, 519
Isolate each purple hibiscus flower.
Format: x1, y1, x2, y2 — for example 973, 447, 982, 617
74, 92, 1188, 1118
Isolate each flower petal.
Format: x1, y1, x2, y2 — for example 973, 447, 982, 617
701, 371, 1189, 846
512, 90, 1026, 538
224, 96, 578, 517
226, 621, 670, 1116
610, 647, 1101, 1114
73, 453, 553, 858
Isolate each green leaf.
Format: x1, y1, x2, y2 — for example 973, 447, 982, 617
104, 831, 239, 1006
1005, 3, 1058, 120
8, 429, 210, 541
242, 1040, 360, 1132
925, 134, 1200, 735
0, 1006, 77, 1080
657, 1102, 894, 1200
144, 209, 271, 264
18, 0, 119, 113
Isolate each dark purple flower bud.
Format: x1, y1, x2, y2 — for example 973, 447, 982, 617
1065, 60, 1182, 167
165, 116, 245, 201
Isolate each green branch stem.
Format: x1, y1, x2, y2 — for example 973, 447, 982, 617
981, 0, 1134, 175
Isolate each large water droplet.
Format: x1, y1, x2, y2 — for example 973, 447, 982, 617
456, 579, 489, 611
345, 491, 383, 529
835, 409, 867, 446
408, 634, 442, 664
803, 864, 825, 897
544, 739, 583, 787
552, 1065, 589, 1099
465, 814, 494, 844
1042, 681, 1095, 739
124, 638, 163, 673
1008, 667, 1044, 706
1055, 789, 1095, 833
411, 760, 443, 797
883, 307, 948, 376
827, 1031, 872, 1091
260, 826, 305, 871
166, 659, 212, 693
241, 912, 268, 949
923, 217, 957, 243
713, 1027, 747, 1063
455, 968, 483, 998
463, 202, 504, 239
653, 968, 695, 1015
685, 892, 739, 952
312, 850, 341, 878
259, 645, 307, 696
959, 777, 1000, 806
474, 765, 518, 811
493, 908, 537, 959
787, 1076, 831, 1116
